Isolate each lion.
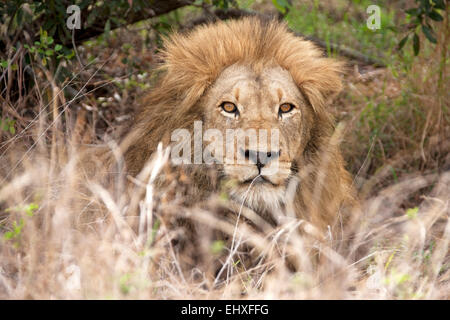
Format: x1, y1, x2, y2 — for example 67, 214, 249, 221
122, 17, 357, 253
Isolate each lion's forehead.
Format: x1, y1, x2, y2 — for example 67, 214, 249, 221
214, 64, 297, 89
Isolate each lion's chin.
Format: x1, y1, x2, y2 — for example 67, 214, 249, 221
228, 180, 288, 213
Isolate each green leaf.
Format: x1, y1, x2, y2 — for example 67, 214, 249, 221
428, 10, 443, 21
406, 207, 419, 219
16, 7, 23, 26
405, 8, 421, 16
65, 50, 75, 60
45, 49, 54, 56
414, 15, 423, 24
433, 0, 445, 10
211, 240, 225, 255
271, 0, 290, 14
54, 44, 62, 51
4, 232, 13, 240
390, 167, 398, 182
104, 19, 111, 37
422, 25, 437, 43
420, 0, 431, 11
25, 203, 38, 217
413, 33, 420, 55
398, 35, 409, 50
387, 25, 398, 32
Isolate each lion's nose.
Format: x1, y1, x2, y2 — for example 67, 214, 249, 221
241, 149, 280, 172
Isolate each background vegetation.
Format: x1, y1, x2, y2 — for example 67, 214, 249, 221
0, 0, 448, 299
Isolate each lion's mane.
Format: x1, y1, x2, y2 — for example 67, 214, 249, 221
123, 16, 356, 237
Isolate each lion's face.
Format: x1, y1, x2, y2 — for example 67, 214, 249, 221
201, 64, 314, 210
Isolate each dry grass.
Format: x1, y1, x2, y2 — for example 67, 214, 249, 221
0, 120, 448, 299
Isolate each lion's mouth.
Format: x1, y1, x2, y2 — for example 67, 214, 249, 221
241, 175, 279, 187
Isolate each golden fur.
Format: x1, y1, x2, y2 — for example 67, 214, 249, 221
123, 17, 356, 240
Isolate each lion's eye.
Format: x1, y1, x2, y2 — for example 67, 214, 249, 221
279, 103, 295, 115
220, 102, 238, 114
